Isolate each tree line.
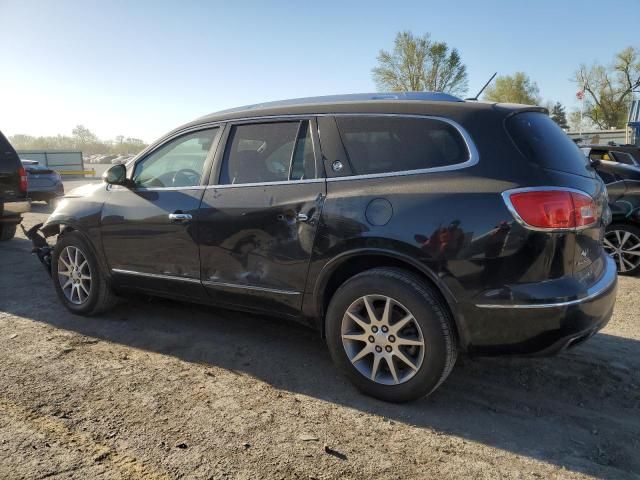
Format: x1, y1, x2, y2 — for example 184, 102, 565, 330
9, 125, 148, 156
373, 31, 640, 131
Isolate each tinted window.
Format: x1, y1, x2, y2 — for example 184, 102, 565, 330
290, 122, 315, 180
610, 151, 636, 165
0, 131, 20, 171
133, 128, 219, 188
335, 116, 469, 175
506, 112, 593, 177
219, 121, 314, 184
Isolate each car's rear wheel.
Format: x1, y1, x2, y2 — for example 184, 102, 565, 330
603, 224, 640, 275
326, 267, 457, 402
52, 231, 118, 315
0, 224, 17, 241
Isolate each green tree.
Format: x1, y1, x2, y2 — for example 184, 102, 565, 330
550, 102, 569, 130
372, 31, 468, 96
483, 72, 540, 105
573, 46, 640, 129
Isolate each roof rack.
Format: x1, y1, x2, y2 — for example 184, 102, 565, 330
211, 92, 463, 116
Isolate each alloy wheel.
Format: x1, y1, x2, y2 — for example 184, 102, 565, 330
603, 229, 640, 273
57, 246, 92, 305
341, 295, 425, 385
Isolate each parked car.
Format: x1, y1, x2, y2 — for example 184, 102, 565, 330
582, 144, 640, 167
592, 159, 640, 275
27, 93, 617, 402
0, 131, 30, 241
20, 159, 65, 206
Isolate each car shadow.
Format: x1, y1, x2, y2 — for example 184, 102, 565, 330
1, 243, 639, 478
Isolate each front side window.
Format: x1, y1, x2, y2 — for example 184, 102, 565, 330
219, 121, 315, 184
133, 128, 219, 188
335, 116, 469, 176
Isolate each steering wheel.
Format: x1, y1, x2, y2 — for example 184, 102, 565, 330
171, 168, 201, 187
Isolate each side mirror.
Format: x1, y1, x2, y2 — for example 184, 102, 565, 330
102, 164, 130, 186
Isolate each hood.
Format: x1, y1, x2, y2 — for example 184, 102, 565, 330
65, 181, 107, 198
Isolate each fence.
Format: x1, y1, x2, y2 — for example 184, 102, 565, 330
16, 150, 94, 177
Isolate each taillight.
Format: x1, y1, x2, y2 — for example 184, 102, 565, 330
504, 188, 598, 230
18, 166, 28, 193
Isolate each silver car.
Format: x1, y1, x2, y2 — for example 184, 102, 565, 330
20, 159, 64, 206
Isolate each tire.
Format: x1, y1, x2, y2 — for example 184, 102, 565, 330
604, 224, 640, 276
52, 231, 118, 315
325, 267, 457, 403
0, 224, 17, 241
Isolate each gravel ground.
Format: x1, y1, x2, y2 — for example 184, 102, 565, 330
0, 200, 639, 480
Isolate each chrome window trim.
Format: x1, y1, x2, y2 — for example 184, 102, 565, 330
321, 113, 478, 182
202, 280, 300, 296
501, 186, 598, 233
108, 184, 207, 192
112, 268, 201, 283
194, 112, 478, 185
121, 113, 478, 188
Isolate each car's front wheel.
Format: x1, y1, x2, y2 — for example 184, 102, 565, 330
326, 267, 457, 403
52, 231, 118, 315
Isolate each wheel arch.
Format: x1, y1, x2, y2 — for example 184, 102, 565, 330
45, 219, 111, 281
313, 249, 467, 347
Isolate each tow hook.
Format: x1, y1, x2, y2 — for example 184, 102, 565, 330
21, 223, 53, 275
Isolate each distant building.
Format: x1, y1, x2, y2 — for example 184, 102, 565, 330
567, 129, 629, 145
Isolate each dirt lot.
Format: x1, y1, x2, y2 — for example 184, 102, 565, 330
1, 200, 639, 479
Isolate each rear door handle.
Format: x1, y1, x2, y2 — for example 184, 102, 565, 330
168, 213, 192, 222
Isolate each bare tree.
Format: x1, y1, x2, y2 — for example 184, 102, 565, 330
372, 31, 468, 96
574, 47, 640, 129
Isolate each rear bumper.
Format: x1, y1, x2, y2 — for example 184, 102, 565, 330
1, 200, 31, 221
463, 255, 617, 356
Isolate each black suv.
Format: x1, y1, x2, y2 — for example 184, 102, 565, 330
593, 159, 640, 275
30, 93, 617, 402
0, 131, 30, 241
582, 144, 640, 167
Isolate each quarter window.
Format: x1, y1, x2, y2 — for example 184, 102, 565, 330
335, 116, 469, 175
219, 121, 315, 185
133, 128, 219, 188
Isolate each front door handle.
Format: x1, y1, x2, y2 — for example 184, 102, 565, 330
169, 213, 192, 222
296, 213, 309, 222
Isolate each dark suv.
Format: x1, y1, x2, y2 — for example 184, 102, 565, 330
0, 131, 30, 241
29, 93, 617, 402
592, 159, 640, 275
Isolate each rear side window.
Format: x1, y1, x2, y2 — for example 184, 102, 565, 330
219, 121, 315, 184
335, 116, 469, 175
506, 112, 593, 177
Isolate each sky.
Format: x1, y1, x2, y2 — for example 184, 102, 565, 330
0, 0, 638, 143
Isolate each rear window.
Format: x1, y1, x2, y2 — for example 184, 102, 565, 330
506, 112, 593, 177
0, 131, 20, 170
335, 116, 469, 175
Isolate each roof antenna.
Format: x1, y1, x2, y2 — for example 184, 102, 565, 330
467, 72, 497, 101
